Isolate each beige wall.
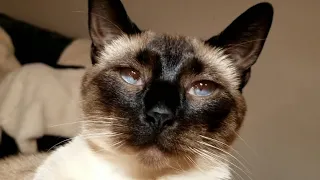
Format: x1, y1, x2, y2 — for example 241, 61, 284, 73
0, 0, 319, 179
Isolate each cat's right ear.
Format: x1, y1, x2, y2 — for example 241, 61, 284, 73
88, 0, 140, 50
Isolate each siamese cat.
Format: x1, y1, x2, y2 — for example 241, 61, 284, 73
0, 0, 273, 179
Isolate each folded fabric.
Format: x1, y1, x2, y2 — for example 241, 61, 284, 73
58, 38, 92, 68
0, 27, 21, 83
0, 13, 93, 155
0, 13, 72, 67
0, 63, 85, 154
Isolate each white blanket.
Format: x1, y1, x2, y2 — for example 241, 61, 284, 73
0, 37, 92, 154
0, 27, 21, 83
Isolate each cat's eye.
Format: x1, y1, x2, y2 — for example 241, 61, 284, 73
188, 80, 217, 97
120, 68, 143, 85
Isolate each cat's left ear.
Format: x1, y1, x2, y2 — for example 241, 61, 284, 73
88, 0, 141, 48
206, 3, 273, 90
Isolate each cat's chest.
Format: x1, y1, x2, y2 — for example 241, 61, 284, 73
34, 137, 229, 180
34, 138, 127, 180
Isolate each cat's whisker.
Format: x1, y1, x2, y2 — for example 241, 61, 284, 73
182, 156, 193, 170
114, 141, 125, 150
81, 132, 124, 138
48, 120, 103, 128
189, 147, 225, 169
199, 135, 252, 169
110, 140, 124, 148
71, 10, 86, 13
172, 159, 185, 173
84, 118, 126, 123
188, 148, 230, 177
80, 130, 124, 139
90, 139, 125, 156
172, 145, 189, 173
81, 133, 122, 138
162, 156, 179, 172
48, 121, 83, 128
202, 149, 250, 177
49, 115, 127, 128
91, 147, 108, 154
83, 122, 125, 128
47, 138, 73, 152
193, 147, 252, 180
197, 140, 252, 175
233, 131, 259, 157
185, 154, 204, 173
85, 115, 127, 120
83, 120, 124, 125
190, 148, 246, 180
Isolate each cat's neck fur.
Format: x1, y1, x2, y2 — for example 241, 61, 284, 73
33, 136, 231, 180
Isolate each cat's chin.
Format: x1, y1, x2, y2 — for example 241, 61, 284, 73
136, 146, 169, 169
134, 145, 195, 173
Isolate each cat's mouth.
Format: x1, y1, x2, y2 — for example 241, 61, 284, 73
127, 134, 177, 156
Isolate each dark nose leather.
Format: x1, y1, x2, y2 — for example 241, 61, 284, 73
146, 106, 174, 130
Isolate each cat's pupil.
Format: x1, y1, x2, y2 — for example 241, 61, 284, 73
197, 82, 205, 90
128, 69, 139, 80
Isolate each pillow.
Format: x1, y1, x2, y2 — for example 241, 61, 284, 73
0, 27, 20, 82
0, 13, 83, 68
58, 38, 92, 68
0, 63, 85, 154
0, 13, 91, 157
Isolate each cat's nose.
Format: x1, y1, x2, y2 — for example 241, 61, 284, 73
146, 106, 174, 130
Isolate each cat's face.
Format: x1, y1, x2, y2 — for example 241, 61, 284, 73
82, 0, 273, 173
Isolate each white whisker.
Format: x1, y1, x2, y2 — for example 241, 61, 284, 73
47, 138, 73, 152
198, 140, 252, 175
190, 148, 246, 180
200, 135, 252, 169
193, 147, 252, 180
234, 131, 259, 157
185, 154, 204, 173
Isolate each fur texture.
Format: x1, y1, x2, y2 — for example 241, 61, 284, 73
0, 1, 273, 180
0, 153, 48, 180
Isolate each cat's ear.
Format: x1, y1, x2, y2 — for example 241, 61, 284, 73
88, 0, 141, 48
206, 3, 273, 90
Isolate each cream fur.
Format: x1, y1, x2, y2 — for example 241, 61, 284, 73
0, 153, 48, 180
3, 33, 237, 180
98, 31, 155, 68
33, 136, 231, 180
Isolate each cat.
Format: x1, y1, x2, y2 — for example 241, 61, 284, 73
0, 0, 273, 179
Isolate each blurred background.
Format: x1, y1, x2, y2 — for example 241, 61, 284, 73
0, 0, 319, 180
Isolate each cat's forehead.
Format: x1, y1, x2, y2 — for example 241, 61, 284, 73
141, 34, 198, 81
97, 31, 240, 89
146, 34, 194, 59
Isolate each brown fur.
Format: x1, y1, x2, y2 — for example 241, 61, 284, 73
0, 1, 273, 179
80, 32, 247, 174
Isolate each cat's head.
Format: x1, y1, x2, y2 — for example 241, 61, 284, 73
81, 0, 273, 175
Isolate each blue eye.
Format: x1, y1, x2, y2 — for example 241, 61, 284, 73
120, 68, 143, 85
188, 81, 217, 97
